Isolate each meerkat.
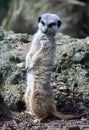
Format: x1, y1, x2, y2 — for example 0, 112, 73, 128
25, 13, 84, 122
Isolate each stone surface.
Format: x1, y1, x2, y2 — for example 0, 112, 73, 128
0, 27, 89, 111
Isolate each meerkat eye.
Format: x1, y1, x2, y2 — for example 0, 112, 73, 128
57, 20, 61, 27
41, 21, 45, 26
48, 22, 56, 28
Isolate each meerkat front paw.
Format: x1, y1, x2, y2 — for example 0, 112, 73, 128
26, 62, 34, 72
26, 55, 34, 72
29, 59, 35, 69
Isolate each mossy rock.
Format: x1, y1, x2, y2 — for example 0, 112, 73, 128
2, 84, 25, 111
1, 27, 89, 111
54, 34, 89, 96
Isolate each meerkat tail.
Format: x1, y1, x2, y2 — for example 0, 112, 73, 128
52, 110, 85, 120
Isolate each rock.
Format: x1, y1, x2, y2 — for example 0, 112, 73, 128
0, 27, 89, 111
2, 85, 25, 111
0, 95, 12, 120
55, 34, 89, 112
0, 27, 30, 110
55, 34, 89, 94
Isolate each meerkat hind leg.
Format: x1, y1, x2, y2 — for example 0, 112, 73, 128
33, 116, 49, 123
25, 109, 33, 115
24, 87, 32, 114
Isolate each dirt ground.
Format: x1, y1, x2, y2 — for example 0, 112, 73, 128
0, 94, 89, 130
0, 110, 89, 130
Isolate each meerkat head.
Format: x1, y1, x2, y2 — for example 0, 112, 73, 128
38, 13, 61, 35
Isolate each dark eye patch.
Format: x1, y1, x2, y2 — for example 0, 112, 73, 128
41, 21, 45, 25
48, 22, 56, 28
57, 20, 61, 27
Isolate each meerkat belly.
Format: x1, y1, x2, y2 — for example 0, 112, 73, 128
33, 48, 55, 90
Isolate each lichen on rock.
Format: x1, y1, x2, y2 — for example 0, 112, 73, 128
0, 27, 89, 111
55, 34, 89, 96
0, 27, 30, 110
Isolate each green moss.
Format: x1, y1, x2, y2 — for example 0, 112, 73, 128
3, 84, 24, 110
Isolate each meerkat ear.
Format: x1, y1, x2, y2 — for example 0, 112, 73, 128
57, 20, 61, 28
38, 16, 41, 23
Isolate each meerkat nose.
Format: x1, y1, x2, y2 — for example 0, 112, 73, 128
43, 26, 48, 33
43, 28, 48, 33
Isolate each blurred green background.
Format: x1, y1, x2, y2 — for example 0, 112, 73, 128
0, 0, 11, 8
0, 0, 89, 38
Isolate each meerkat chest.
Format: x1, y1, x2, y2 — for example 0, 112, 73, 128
40, 36, 56, 57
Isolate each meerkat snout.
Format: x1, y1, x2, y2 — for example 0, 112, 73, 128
38, 13, 61, 34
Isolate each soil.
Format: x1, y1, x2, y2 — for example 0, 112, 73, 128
0, 91, 89, 130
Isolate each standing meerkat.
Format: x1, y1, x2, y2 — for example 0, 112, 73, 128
25, 13, 84, 122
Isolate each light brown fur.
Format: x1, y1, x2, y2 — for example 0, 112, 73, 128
25, 32, 84, 122
25, 13, 84, 122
